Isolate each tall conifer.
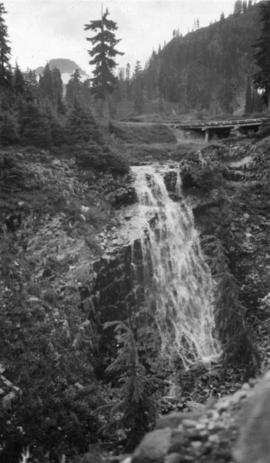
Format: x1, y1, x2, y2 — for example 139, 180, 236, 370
84, 9, 123, 99
0, 2, 11, 89
253, 1, 270, 106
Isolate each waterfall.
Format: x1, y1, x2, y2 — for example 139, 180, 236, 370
132, 164, 221, 368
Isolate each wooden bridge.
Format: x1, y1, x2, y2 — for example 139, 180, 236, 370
172, 117, 270, 141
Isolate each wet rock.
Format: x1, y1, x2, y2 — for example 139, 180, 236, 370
109, 186, 137, 208
132, 428, 172, 463
163, 171, 180, 199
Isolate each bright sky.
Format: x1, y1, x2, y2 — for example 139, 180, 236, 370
5, 0, 237, 75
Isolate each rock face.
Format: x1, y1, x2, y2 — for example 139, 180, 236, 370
233, 371, 270, 463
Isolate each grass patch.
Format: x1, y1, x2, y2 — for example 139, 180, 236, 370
109, 122, 177, 144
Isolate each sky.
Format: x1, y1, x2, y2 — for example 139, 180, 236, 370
5, 0, 238, 75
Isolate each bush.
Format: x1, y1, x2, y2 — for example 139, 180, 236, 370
0, 110, 19, 145
75, 143, 129, 175
0, 232, 103, 461
19, 102, 52, 148
65, 104, 103, 146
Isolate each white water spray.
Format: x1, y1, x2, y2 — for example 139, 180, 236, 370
132, 165, 221, 368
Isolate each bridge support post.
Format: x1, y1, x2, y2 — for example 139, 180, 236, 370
204, 129, 210, 142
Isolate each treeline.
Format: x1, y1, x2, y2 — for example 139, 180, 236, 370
0, 63, 104, 149
112, 0, 264, 116
0, 1, 104, 151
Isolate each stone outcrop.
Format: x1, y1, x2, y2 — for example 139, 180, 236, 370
233, 371, 270, 463
129, 371, 270, 463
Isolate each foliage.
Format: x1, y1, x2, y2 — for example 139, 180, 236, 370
75, 144, 129, 175
0, 2, 11, 90
114, 1, 260, 115
0, 109, 19, 145
105, 321, 156, 450
84, 9, 123, 99
39, 64, 63, 109
253, 1, 270, 105
133, 61, 144, 114
0, 223, 104, 462
203, 236, 255, 367
19, 102, 52, 148
65, 102, 103, 146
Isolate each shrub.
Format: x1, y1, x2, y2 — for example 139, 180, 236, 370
75, 143, 129, 175
19, 102, 52, 148
0, 110, 19, 145
65, 103, 103, 146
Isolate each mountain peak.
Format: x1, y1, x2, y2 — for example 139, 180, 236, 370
36, 58, 88, 84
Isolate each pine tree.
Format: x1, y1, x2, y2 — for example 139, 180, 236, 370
39, 64, 63, 108
253, 1, 270, 107
105, 321, 156, 450
84, 8, 123, 99
19, 102, 52, 148
233, 0, 243, 15
133, 61, 144, 114
244, 77, 253, 114
13, 64, 25, 95
65, 101, 102, 146
0, 2, 11, 89
66, 69, 83, 107
24, 69, 39, 102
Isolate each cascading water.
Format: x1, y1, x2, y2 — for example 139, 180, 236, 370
132, 164, 221, 368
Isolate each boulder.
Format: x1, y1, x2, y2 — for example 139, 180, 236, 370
233, 371, 270, 463
132, 428, 172, 463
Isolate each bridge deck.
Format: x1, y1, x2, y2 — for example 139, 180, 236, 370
176, 117, 270, 131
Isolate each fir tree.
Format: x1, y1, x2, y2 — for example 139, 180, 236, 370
244, 77, 253, 113
66, 69, 83, 107
133, 61, 144, 114
105, 321, 156, 450
13, 63, 25, 95
65, 101, 102, 146
233, 0, 243, 15
39, 64, 63, 108
0, 2, 11, 89
253, 1, 270, 106
24, 69, 39, 102
0, 109, 18, 145
19, 102, 52, 148
84, 8, 123, 99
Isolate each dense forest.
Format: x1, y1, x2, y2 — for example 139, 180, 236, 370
114, 1, 265, 117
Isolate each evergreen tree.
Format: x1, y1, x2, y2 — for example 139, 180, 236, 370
66, 69, 83, 107
233, 0, 243, 15
125, 63, 131, 98
24, 69, 39, 102
51, 67, 63, 108
65, 102, 102, 146
0, 109, 18, 145
105, 321, 156, 450
244, 77, 253, 113
39, 63, 54, 102
13, 63, 25, 95
84, 8, 123, 99
133, 61, 144, 114
253, 1, 270, 107
39, 64, 63, 108
0, 2, 11, 89
19, 102, 52, 148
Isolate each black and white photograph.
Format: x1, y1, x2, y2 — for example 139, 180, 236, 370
0, 1, 270, 462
